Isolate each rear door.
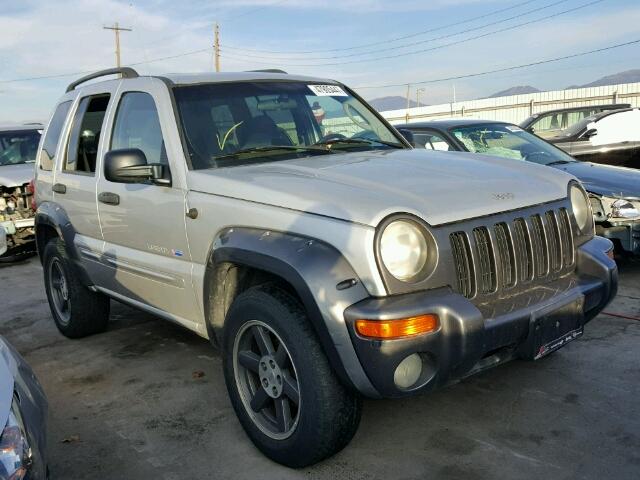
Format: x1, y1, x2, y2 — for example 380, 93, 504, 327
94, 80, 202, 332
53, 83, 117, 273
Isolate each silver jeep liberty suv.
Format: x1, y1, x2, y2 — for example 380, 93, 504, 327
34, 68, 617, 467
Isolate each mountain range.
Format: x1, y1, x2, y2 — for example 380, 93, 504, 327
369, 69, 640, 111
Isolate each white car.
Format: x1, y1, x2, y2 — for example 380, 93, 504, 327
34, 68, 617, 467
0, 124, 40, 261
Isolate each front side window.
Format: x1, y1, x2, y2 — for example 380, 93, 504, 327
111, 92, 167, 165
174, 81, 404, 169
64, 95, 110, 174
0, 129, 41, 167
450, 123, 576, 166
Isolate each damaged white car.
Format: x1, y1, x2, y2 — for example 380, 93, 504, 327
0, 124, 40, 261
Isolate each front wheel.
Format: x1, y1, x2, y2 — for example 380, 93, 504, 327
222, 285, 362, 467
43, 238, 110, 338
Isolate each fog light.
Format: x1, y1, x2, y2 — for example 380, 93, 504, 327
394, 353, 422, 389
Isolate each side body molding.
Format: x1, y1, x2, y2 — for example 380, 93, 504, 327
206, 227, 380, 398
34, 201, 94, 287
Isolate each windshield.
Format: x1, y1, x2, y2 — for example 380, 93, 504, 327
0, 129, 41, 166
450, 123, 576, 166
174, 81, 404, 169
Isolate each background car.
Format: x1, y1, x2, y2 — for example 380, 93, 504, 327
0, 335, 48, 479
520, 103, 630, 139
545, 108, 640, 170
0, 124, 40, 262
400, 119, 640, 255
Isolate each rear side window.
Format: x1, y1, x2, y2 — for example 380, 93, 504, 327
110, 92, 167, 164
64, 95, 110, 174
39, 101, 72, 171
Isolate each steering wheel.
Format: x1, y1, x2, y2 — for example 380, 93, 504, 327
319, 133, 347, 143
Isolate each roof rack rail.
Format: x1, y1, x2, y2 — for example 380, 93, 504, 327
66, 67, 139, 93
246, 69, 288, 74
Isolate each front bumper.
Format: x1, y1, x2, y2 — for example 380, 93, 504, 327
597, 219, 640, 255
344, 236, 617, 398
0, 226, 6, 256
0, 217, 35, 258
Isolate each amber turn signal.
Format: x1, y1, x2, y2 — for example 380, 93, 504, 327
355, 314, 439, 340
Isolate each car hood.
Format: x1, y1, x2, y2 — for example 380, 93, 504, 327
0, 163, 35, 187
555, 161, 640, 199
188, 149, 573, 227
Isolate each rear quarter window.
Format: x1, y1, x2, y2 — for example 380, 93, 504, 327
39, 100, 72, 171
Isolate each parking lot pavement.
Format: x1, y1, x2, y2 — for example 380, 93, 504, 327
0, 257, 638, 480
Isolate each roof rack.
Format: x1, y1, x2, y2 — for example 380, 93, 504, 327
246, 69, 288, 74
66, 67, 139, 93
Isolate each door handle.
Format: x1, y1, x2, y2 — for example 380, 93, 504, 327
52, 183, 66, 194
98, 192, 120, 206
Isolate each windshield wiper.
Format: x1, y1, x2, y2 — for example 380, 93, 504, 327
545, 160, 573, 166
314, 138, 405, 149
213, 145, 333, 162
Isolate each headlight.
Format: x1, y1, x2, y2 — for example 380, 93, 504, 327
610, 198, 640, 219
380, 220, 428, 281
570, 184, 593, 234
0, 396, 31, 480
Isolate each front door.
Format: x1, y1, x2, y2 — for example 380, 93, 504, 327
95, 86, 201, 332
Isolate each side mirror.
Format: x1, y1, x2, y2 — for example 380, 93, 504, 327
397, 128, 415, 146
583, 128, 598, 140
104, 149, 170, 186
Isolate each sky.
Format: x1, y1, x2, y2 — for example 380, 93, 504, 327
1, 0, 639, 122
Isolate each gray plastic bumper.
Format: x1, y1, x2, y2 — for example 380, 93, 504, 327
343, 236, 617, 398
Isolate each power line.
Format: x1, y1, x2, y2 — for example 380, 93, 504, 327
218, 0, 606, 67
222, 0, 542, 55
353, 38, 640, 89
221, 0, 571, 61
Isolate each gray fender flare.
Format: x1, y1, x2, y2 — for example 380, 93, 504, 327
35, 201, 94, 287
205, 227, 380, 398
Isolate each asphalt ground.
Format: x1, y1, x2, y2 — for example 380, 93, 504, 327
1, 256, 638, 480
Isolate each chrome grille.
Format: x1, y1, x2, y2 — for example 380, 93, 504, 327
450, 207, 576, 299
558, 208, 575, 267
494, 222, 516, 289
530, 214, 549, 277
450, 232, 475, 298
512, 218, 533, 282
473, 227, 497, 294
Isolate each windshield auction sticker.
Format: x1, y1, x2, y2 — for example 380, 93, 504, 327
308, 84, 348, 96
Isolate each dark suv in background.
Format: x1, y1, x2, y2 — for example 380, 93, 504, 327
520, 104, 630, 139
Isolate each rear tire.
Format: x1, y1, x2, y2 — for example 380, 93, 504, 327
43, 238, 109, 338
222, 284, 362, 468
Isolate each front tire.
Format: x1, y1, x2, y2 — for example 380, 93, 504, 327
222, 285, 362, 468
43, 238, 110, 338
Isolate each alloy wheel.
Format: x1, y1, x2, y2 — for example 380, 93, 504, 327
48, 258, 71, 325
233, 320, 301, 440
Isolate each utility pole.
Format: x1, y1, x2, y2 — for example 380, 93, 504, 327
104, 22, 132, 68
405, 83, 411, 122
214, 23, 221, 72
416, 87, 425, 107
